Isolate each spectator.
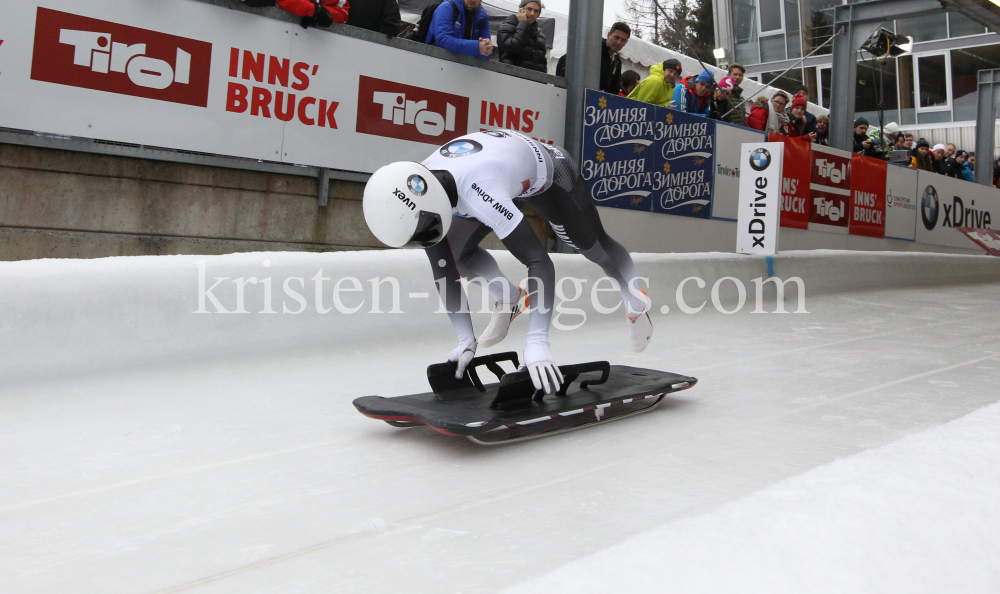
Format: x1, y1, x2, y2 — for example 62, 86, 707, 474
497, 0, 547, 72
940, 143, 961, 178
893, 134, 907, 149
955, 151, 975, 182
556, 23, 631, 95
993, 157, 1000, 188
242, 0, 349, 28
724, 64, 749, 126
620, 70, 641, 97
747, 91, 790, 134
785, 95, 817, 141
931, 143, 947, 174
909, 138, 934, 171
711, 76, 744, 126
627, 58, 682, 107
853, 117, 878, 156
969, 152, 976, 172
346, 0, 401, 35
903, 133, 914, 149
792, 85, 818, 136
815, 114, 830, 145
672, 70, 714, 116
427, 0, 492, 59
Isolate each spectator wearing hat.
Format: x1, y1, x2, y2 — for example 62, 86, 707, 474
711, 76, 745, 126
627, 58, 682, 107
497, 0, 548, 72
940, 143, 962, 178
747, 91, 790, 134
556, 22, 630, 95
785, 95, 817, 141
793, 86, 818, 137
909, 138, 934, 172
853, 117, 880, 156
619, 70, 641, 97
815, 115, 830, 145
931, 143, 947, 174
723, 64, 749, 125
241, 0, 349, 28
427, 0, 493, 59
955, 151, 975, 182
672, 70, 714, 116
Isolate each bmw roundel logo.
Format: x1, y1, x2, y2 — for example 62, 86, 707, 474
439, 139, 483, 158
749, 148, 771, 171
406, 174, 427, 196
921, 185, 939, 230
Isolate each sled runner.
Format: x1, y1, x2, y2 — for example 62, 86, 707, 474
353, 352, 697, 445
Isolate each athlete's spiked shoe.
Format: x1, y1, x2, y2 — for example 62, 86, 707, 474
479, 287, 529, 348
627, 291, 653, 353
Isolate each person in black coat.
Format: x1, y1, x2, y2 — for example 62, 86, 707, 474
497, 0, 547, 72
346, 0, 401, 35
555, 22, 631, 95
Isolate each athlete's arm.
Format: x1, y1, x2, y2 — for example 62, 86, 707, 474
424, 236, 477, 379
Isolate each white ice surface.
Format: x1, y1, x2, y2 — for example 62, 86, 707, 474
1, 251, 999, 593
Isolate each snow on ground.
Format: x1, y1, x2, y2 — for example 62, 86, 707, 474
1, 250, 998, 593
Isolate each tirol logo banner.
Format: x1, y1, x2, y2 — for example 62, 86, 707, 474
355, 76, 469, 145
848, 154, 887, 238
581, 90, 660, 212
956, 227, 1000, 256
580, 90, 714, 219
809, 145, 852, 229
30, 7, 212, 107
767, 132, 810, 229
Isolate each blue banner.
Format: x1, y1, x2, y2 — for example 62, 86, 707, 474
581, 90, 715, 219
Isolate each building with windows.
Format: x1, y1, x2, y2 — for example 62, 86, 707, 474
713, 0, 1000, 152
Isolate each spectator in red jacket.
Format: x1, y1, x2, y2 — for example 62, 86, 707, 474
241, 0, 349, 29
747, 91, 789, 134
784, 95, 817, 141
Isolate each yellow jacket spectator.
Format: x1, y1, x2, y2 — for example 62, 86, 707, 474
627, 59, 682, 107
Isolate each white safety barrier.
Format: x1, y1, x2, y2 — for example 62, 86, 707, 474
0, 0, 565, 173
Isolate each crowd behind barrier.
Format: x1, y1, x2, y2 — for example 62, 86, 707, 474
580, 89, 1000, 253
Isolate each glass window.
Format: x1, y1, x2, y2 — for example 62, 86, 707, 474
820, 67, 831, 109
856, 57, 900, 127
804, 0, 838, 55
733, 0, 759, 64
917, 54, 949, 108
949, 13, 987, 38
761, 68, 804, 96
950, 44, 1000, 121
759, 0, 783, 33
895, 15, 948, 43
918, 111, 952, 124
760, 34, 786, 63
784, 0, 801, 59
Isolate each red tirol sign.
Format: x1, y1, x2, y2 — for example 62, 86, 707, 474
30, 8, 212, 107
768, 132, 811, 230
956, 227, 1000, 256
356, 76, 469, 145
849, 154, 887, 238
810, 145, 852, 228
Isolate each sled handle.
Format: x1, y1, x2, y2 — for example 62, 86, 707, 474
556, 361, 611, 396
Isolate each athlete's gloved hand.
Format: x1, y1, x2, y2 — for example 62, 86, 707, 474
524, 342, 563, 394
447, 338, 477, 380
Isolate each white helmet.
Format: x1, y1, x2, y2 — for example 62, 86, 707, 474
363, 162, 452, 248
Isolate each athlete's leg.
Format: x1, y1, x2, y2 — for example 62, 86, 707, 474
528, 176, 647, 317
445, 215, 519, 305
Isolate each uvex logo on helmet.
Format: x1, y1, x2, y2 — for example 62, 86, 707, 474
30, 8, 212, 107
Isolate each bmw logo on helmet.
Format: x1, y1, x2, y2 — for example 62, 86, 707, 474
406, 174, 427, 196
749, 148, 771, 171
921, 185, 939, 230
439, 139, 483, 158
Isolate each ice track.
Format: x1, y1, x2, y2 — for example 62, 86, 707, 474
1, 250, 999, 593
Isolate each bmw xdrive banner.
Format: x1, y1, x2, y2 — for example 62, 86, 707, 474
581, 90, 714, 219
915, 170, 999, 249
736, 142, 783, 255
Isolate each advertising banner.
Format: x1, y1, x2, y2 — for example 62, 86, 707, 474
736, 142, 784, 255
915, 170, 1000, 249
767, 132, 811, 229
884, 163, 918, 240
581, 90, 660, 212
654, 107, 715, 219
711, 122, 764, 221
0, 0, 565, 174
809, 144, 851, 232
848, 154, 887, 238
956, 227, 1000, 255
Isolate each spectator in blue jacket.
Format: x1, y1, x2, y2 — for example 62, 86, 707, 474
426, 0, 493, 59
956, 151, 975, 182
672, 70, 714, 116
